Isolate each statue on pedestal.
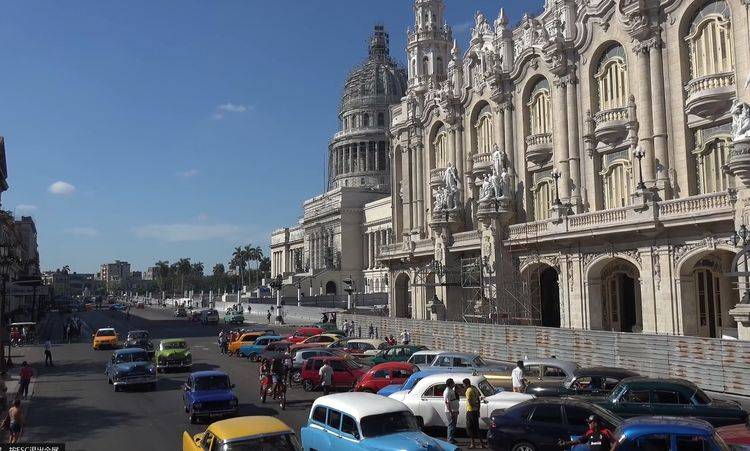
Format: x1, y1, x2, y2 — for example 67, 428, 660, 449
732, 100, 750, 142
443, 163, 462, 210
433, 187, 448, 212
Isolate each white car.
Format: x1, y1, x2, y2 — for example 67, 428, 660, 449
389, 373, 533, 430
406, 349, 447, 370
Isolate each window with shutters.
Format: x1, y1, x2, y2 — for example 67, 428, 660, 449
686, 1, 733, 80
527, 78, 552, 136
594, 45, 629, 112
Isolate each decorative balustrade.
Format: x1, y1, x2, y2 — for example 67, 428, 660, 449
509, 220, 551, 237
593, 107, 628, 126
430, 167, 445, 186
333, 127, 387, 141
380, 243, 403, 256
525, 133, 553, 147
525, 133, 553, 165
452, 230, 481, 244
685, 72, 735, 98
568, 207, 629, 229
658, 191, 734, 217
413, 238, 434, 253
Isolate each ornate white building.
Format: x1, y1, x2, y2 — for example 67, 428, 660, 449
270, 26, 405, 298
379, 0, 750, 339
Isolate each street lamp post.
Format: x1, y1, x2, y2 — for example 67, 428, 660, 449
296, 281, 302, 307
0, 243, 15, 372
633, 146, 647, 190
343, 276, 354, 311
551, 168, 562, 206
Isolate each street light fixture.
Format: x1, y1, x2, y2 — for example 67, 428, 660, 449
551, 168, 562, 206
633, 146, 647, 190
0, 242, 15, 371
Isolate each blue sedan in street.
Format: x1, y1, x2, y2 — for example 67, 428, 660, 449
238, 335, 283, 361
182, 371, 239, 424
105, 348, 157, 391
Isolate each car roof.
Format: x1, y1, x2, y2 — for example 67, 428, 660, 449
618, 416, 714, 438
574, 367, 639, 378
411, 372, 482, 389
411, 349, 447, 355
311, 393, 409, 421
160, 338, 186, 343
524, 358, 578, 370
257, 335, 282, 340
619, 376, 699, 391
434, 351, 479, 359
97, 327, 115, 331
191, 370, 228, 378
348, 339, 385, 344
114, 348, 148, 355
209, 416, 293, 442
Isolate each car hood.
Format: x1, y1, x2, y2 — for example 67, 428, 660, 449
95, 336, 117, 341
361, 431, 457, 451
191, 389, 236, 403
710, 398, 744, 410
114, 362, 154, 373
378, 384, 405, 396
388, 390, 409, 402
157, 349, 190, 358
485, 391, 536, 404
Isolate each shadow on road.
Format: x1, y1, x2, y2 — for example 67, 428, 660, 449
237, 403, 279, 417
26, 395, 132, 443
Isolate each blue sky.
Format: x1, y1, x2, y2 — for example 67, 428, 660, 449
0, 0, 541, 274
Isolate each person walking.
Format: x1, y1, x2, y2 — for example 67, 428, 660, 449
266, 309, 271, 324
18, 362, 33, 399
399, 329, 411, 345
511, 360, 527, 393
464, 378, 485, 449
443, 378, 459, 444
7, 400, 23, 444
368, 324, 374, 339
43, 339, 53, 367
319, 360, 334, 396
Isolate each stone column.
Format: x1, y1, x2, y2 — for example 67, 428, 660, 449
402, 147, 413, 231
552, 77, 571, 202
365, 142, 371, 172
376, 231, 382, 267
416, 144, 425, 233
566, 75, 582, 212
649, 37, 670, 197
503, 100, 515, 181
369, 233, 375, 268
633, 41, 655, 186
493, 104, 504, 152
454, 125, 465, 202
360, 142, 366, 172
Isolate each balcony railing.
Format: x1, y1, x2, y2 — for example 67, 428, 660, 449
593, 107, 628, 126
525, 132, 552, 147
430, 167, 445, 186
568, 207, 629, 230
525, 133, 553, 165
452, 230, 481, 245
658, 191, 735, 217
685, 72, 735, 98
685, 72, 736, 118
509, 220, 551, 237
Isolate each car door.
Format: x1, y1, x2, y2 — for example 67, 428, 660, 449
330, 360, 352, 387
418, 383, 449, 428
435, 355, 454, 368
370, 368, 389, 391
649, 389, 692, 418
540, 365, 569, 385
338, 413, 362, 450
563, 404, 596, 439
527, 404, 569, 451
614, 388, 654, 417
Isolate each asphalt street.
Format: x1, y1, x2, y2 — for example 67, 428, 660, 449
22, 307, 319, 451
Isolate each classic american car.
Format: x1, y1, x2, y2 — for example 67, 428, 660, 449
525, 366, 639, 398
370, 345, 428, 365
105, 348, 157, 391
353, 362, 418, 393
227, 331, 268, 355
124, 330, 154, 356
286, 326, 326, 344
223, 311, 244, 324
290, 334, 346, 352
92, 327, 119, 350
182, 416, 301, 451
587, 377, 748, 427
376, 368, 464, 397
389, 372, 534, 430
238, 335, 283, 360
717, 420, 750, 447
301, 392, 459, 451
300, 356, 368, 392
422, 352, 514, 385
328, 339, 389, 357
182, 371, 238, 423
155, 338, 192, 372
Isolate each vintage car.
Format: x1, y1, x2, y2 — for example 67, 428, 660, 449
511, 358, 580, 390
182, 416, 301, 451
155, 338, 192, 372
289, 348, 350, 383
376, 368, 465, 397
124, 330, 154, 356
301, 392, 459, 451
174, 306, 188, 318
182, 371, 238, 423
290, 334, 346, 352
353, 362, 418, 393
587, 377, 748, 427
92, 327, 119, 350
300, 356, 368, 392
223, 311, 245, 325
422, 352, 514, 385
199, 309, 219, 325
109, 303, 127, 311
228, 331, 268, 355
329, 339, 389, 357
370, 345, 429, 365
238, 335, 283, 360
406, 349, 447, 370
571, 416, 732, 451
105, 347, 157, 391
717, 420, 750, 447
486, 398, 622, 451
135, 301, 145, 309
258, 340, 294, 362
525, 366, 639, 398
286, 326, 326, 344
389, 372, 534, 430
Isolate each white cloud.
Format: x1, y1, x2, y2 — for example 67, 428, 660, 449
133, 223, 245, 242
213, 102, 248, 119
196, 213, 209, 221
48, 181, 76, 196
64, 227, 100, 237
15, 204, 37, 215
176, 169, 199, 178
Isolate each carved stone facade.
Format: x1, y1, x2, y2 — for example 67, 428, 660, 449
379, 0, 750, 339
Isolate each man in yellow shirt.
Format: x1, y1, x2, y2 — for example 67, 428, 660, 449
463, 378, 486, 448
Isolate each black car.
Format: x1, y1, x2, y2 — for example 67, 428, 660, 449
124, 330, 154, 357
487, 398, 622, 451
525, 366, 639, 398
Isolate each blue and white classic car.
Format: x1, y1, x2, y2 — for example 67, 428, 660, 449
105, 348, 157, 391
300, 392, 459, 451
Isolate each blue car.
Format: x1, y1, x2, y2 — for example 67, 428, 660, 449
376, 368, 462, 397
301, 392, 458, 451
105, 348, 157, 391
182, 371, 239, 424
238, 335, 283, 361
572, 416, 728, 451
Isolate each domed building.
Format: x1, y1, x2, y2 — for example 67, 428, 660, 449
270, 26, 405, 300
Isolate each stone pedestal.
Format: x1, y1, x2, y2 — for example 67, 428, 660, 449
729, 303, 750, 340
476, 197, 517, 322
729, 139, 750, 187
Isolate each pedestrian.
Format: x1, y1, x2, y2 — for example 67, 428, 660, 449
444, 378, 459, 444
43, 339, 53, 367
349, 320, 355, 337
511, 360, 527, 393
7, 399, 22, 444
463, 378, 485, 449
283, 351, 294, 386
559, 415, 615, 451
0, 376, 8, 411
18, 362, 32, 399
319, 360, 334, 396
368, 324, 374, 339
266, 310, 271, 324
399, 329, 411, 345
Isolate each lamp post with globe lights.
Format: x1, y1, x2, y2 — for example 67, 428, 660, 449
551, 168, 562, 206
633, 146, 647, 190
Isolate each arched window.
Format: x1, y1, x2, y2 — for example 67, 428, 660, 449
686, 1, 733, 80
693, 126, 731, 194
532, 173, 554, 221
600, 151, 632, 209
527, 79, 552, 136
436, 57, 444, 75
433, 124, 448, 168
594, 45, 629, 111
422, 57, 430, 76
377, 112, 385, 126
474, 104, 494, 154
363, 113, 370, 127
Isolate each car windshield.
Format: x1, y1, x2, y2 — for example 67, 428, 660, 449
161, 341, 186, 350
360, 411, 419, 438
693, 389, 711, 405
563, 374, 577, 388
97, 330, 115, 337
473, 357, 487, 367
194, 375, 229, 391
115, 352, 149, 363
128, 332, 147, 339
609, 383, 627, 401
478, 380, 496, 396
221, 433, 302, 451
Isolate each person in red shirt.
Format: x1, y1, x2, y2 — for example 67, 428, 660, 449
18, 362, 33, 399
559, 415, 617, 451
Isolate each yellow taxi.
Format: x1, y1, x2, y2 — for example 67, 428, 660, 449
92, 327, 119, 350
228, 332, 268, 355
182, 416, 301, 451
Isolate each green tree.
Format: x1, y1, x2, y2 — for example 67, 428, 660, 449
245, 244, 263, 288
155, 260, 170, 294
174, 258, 192, 295
212, 263, 226, 291
230, 246, 247, 291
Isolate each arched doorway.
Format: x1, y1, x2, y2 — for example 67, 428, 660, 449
393, 273, 412, 318
540, 267, 561, 327
325, 281, 336, 295
600, 260, 641, 332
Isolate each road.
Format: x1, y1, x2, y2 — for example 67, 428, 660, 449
22, 307, 320, 451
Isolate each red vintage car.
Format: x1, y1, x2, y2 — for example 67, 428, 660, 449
717, 421, 750, 447
299, 356, 368, 392
289, 334, 345, 353
286, 327, 325, 344
353, 361, 418, 393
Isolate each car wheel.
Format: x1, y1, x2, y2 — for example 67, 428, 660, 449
291, 371, 302, 384
302, 379, 314, 392
114, 385, 120, 392
250, 354, 258, 362
512, 442, 536, 451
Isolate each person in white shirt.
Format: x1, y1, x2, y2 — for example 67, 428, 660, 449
511, 360, 526, 392
319, 361, 334, 396
443, 378, 460, 444
399, 329, 411, 345
43, 339, 53, 367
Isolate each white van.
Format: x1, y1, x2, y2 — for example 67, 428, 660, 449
406, 349, 447, 370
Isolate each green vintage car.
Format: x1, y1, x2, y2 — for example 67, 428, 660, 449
370, 344, 428, 365
155, 338, 192, 372
223, 311, 244, 324
587, 377, 748, 427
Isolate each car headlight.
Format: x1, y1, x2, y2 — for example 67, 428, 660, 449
229, 399, 238, 407
193, 402, 202, 410
148, 367, 155, 374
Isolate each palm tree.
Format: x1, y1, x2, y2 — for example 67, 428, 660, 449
155, 260, 170, 293
230, 246, 247, 291
175, 258, 192, 295
190, 262, 204, 290
245, 245, 263, 288
212, 263, 226, 292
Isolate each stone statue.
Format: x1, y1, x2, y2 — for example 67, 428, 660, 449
473, 11, 491, 35
499, 167, 509, 198
491, 144, 505, 177
433, 187, 447, 212
479, 173, 494, 202
732, 100, 750, 142
443, 163, 461, 209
